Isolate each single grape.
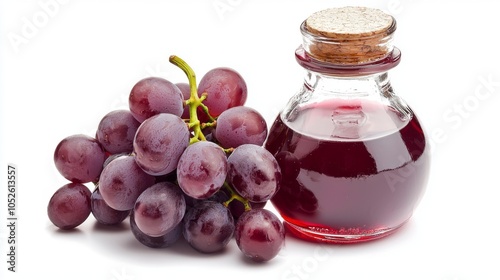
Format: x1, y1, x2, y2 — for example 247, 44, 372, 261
96, 109, 140, 154
99, 155, 155, 211
235, 209, 285, 262
129, 77, 184, 123
177, 141, 227, 199
215, 106, 267, 149
54, 134, 106, 183
133, 113, 190, 176
175, 82, 191, 119
197, 67, 247, 120
133, 182, 186, 237
227, 144, 281, 203
183, 200, 235, 253
47, 183, 91, 230
91, 188, 130, 225
130, 211, 182, 248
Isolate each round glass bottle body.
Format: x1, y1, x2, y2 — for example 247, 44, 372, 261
265, 47, 430, 243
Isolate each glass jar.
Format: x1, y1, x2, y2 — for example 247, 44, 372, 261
265, 6, 430, 243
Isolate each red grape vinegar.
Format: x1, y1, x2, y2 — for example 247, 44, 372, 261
265, 99, 430, 243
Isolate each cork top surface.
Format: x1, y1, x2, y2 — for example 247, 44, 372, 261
305, 6, 393, 38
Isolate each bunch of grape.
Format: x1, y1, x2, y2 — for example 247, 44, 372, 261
47, 56, 285, 262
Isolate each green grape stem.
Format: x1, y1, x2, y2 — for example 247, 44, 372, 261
169, 55, 214, 144
198, 95, 216, 122
223, 182, 252, 211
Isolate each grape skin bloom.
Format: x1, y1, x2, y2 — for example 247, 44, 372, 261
133, 182, 186, 237
96, 109, 140, 154
215, 106, 268, 149
133, 113, 190, 176
177, 141, 228, 199
54, 134, 106, 184
235, 209, 285, 262
47, 183, 92, 230
183, 200, 235, 253
98, 155, 156, 211
227, 144, 282, 203
129, 77, 184, 123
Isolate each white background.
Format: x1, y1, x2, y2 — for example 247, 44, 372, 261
1, 0, 499, 279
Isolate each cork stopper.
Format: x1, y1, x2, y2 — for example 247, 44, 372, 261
302, 6, 396, 64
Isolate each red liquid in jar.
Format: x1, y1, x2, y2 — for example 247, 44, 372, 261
265, 99, 430, 243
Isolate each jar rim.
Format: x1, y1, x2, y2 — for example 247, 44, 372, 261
295, 45, 401, 76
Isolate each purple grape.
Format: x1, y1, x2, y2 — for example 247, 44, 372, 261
215, 106, 267, 149
227, 144, 281, 203
47, 183, 91, 230
176, 82, 191, 119
54, 134, 106, 183
96, 110, 140, 154
177, 141, 227, 199
91, 188, 129, 225
133, 113, 190, 176
99, 155, 155, 211
197, 67, 247, 121
130, 211, 182, 248
183, 200, 234, 253
235, 209, 285, 262
133, 182, 186, 237
129, 77, 184, 123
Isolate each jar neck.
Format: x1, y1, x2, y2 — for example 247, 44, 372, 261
282, 48, 412, 122
303, 65, 395, 101
296, 46, 401, 76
